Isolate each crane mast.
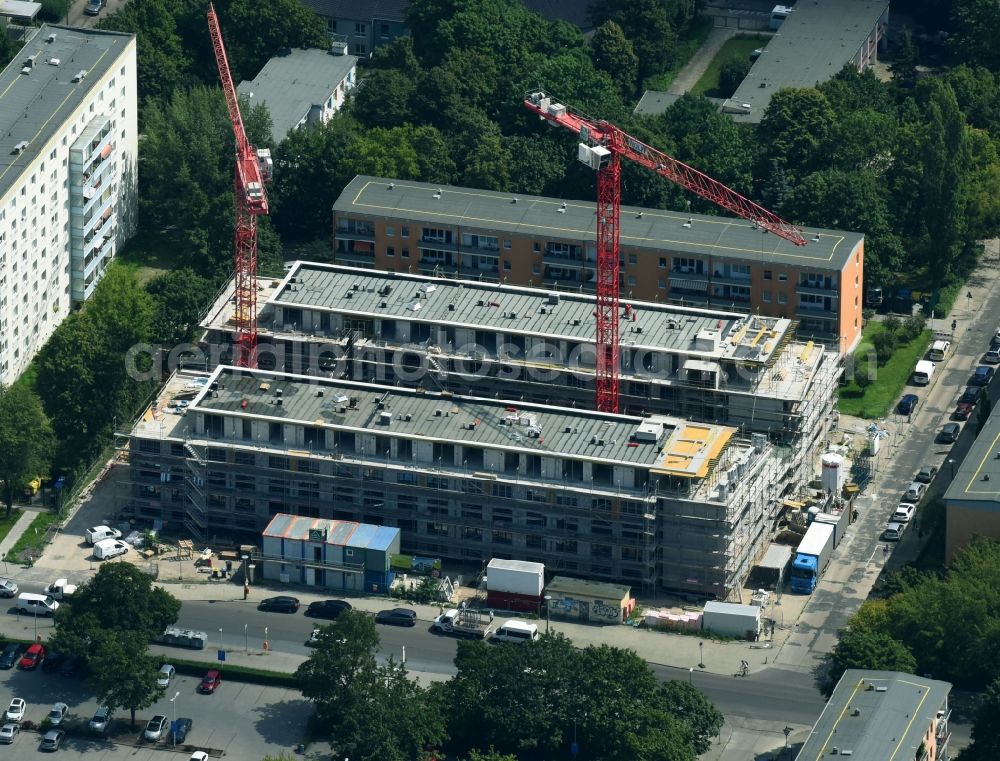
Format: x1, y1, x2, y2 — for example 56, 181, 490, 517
208, 3, 272, 368
524, 91, 806, 413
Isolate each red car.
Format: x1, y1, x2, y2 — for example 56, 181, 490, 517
954, 402, 974, 421
198, 669, 222, 694
18, 643, 44, 670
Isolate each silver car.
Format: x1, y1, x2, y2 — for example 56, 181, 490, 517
47, 703, 68, 727
144, 714, 167, 742
0, 723, 18, 743
0, 579, 17, 598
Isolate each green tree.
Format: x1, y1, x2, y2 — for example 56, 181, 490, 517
656, 680, 724, 754
52, 564, 181, 724
718, 58, 750, 98
37, 0, 70, 23
297, 612, 444, 761
827, 626, 917, 695
589, 0, 688, 82
0, 386, 55, 517
218, 0, 329, 82
0, 27, 16, 68
891, 27, 919, 89
460, 125, 511, 191
590, 21, 639, 99
958, 675, 1000, 761
756, 88, 837, 182
146, 268, 217, 346
353, 70, 419, 129
949, 0, 1000, 72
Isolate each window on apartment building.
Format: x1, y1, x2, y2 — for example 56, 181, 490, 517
778, 293, 788, 304
503, 240, 511, 250
387, 246, 395, 257
355, 43, 366, 55
657, 279, 666, 289
627, 276, 637, 287
355, 22, 366, 35
659, 257, 667, 268
401, 247, 409, 259
763, 270, 773, 280
533, 242, 540, 252
503, 260, 512, 271
386, 225, 394, 236
628, 254, 637, 265
380, 23, 390, 37
401, 226, 409, 237
762, 291, 772, 303
778, 273, 788, 282
533, 265, 541, 276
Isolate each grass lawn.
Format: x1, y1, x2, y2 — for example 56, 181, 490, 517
7, 511, 60, 565
838, 327, 932, 418
690, 34, 767, 97
0, 510, 24, 551
642, 17, 713, 93
115, 229, 174, 285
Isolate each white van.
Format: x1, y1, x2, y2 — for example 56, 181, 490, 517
928, 340, 950, 362
16, 593, 59, 617
93, 538, 129, 560
492, 619, 540, 644
912, 360, 935, 386
85, 525, 121, 546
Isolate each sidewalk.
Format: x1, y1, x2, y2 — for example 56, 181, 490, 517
0, 510, 37, 560
668, 27, 741, 95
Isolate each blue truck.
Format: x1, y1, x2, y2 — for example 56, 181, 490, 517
789, 522, 835, 594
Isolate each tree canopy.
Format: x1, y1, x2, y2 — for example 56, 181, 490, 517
0, 385, 54, 516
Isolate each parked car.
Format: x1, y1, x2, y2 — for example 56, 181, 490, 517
305, 600, 352, 620
156, 664, 175, 688
39, 729, 64, 752
18, 643, 44, 670
938, 422, 961, 444
904, 482, 927, 502
41, 651, 63, 674
960, 386, 983, 405
89, 706, 111, 734
954, 401, 975, 420
59, 654, 83, 678
84, 0, 105, 16
257, 596, 300, 613
5, 698, 25, 723
198, 669, 222, 694
915, 465, 938, 483
170, 717, 193, 744
92, 538, 129, 560
971, 365, 995, 386
47, 703, 68, 727
0, 579, 18, 598
84, 525, 122, 546
144, 714, 168, 742
0, 723, 18, 744
190, 752, 210, 761
884, 521, 906, 541
893, 503, 917, 523
375, 608, 418, 627
897, 394, 919, 415
985, 349, 1000, 365
0, 644, 24, 670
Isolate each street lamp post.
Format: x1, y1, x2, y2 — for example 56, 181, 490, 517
688, 666, 693, 685
248, 563, 256, 586
783, 726, 793, 758
699, 641, 705, 669
218, 628, 223, 652
170, 691, 180, 746
244, 624, 248, 655
543, 594, 552, 634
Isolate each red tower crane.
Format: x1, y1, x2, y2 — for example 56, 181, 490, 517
524, 91, 807, 414
208, 3, 272, 368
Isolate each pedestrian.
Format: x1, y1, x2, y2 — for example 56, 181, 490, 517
243, 582, 250, 600
882, 543, 889, 558
852, 509, 859, 524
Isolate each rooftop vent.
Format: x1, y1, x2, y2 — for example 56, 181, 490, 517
557, 202, 566, 214
683, 218, 692, 228
548, 293, 559, 305
378, 411, 393, 425
72, 69, 88, 82
46, 33, 56, 43
388, 182, 394, 190
11, 141, 29, 155
812, 233, 821, 242
433, 188, 442, 199
48, 58, 60, 66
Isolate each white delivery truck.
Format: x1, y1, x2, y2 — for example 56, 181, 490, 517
43, 579, 77, 600
432, 608, 495, 639
912, 360, 935, 386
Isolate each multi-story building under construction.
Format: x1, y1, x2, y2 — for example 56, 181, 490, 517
123, 366, 788, 599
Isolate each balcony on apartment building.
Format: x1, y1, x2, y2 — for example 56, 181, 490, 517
335, 219, 375, 240
795, 274, 838, 296
543, 242, 584, 264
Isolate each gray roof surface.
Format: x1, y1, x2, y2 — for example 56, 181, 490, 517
237, 49, 357, 143
0, 24, 134, 202
193, 366, 738, 474
729, 0, 890, 123
633, 91, 725, 117
798, 670, 950, 760
274, 263, 792, 363
335, 176, 863, 270
299, 0, 408, 22
545, 575, 631, 600
262, 513, 399, 551
944, 403, 1000, 506
0, 1, 41, 20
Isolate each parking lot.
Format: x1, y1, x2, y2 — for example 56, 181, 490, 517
0, 659, 309, 759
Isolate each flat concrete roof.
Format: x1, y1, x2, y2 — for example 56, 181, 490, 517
237, 48, 356, 143
334, 176, 863, 271
545, 575, 631, 601
143, 367, 740, 477
729, 0, 890, 123
633, 91, 726, 117
0, 1, 41, 20
271, 262, 793, 363
945, 404, 1000, 506
0, 24, 134, 202
798, 670, 950, 760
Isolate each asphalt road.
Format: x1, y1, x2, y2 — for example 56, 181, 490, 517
172, 599, 828, 725
64, 0, 130, 28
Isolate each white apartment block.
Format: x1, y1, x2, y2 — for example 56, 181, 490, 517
0, 25, 137, 385
123, 366, 785, 599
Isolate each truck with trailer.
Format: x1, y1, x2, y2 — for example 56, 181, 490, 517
790, 522, 835, 594
153, 626, 208, 650
432, 608, 495, 639
812, 508, 850, 549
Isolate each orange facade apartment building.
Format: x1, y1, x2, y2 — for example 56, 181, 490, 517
332, 176, 865, 353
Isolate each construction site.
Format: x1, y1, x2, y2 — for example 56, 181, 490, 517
118, 80, 853, 599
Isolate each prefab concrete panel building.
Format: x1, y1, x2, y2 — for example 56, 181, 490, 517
261, 513, 400, 593
702, 601, 761, 639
